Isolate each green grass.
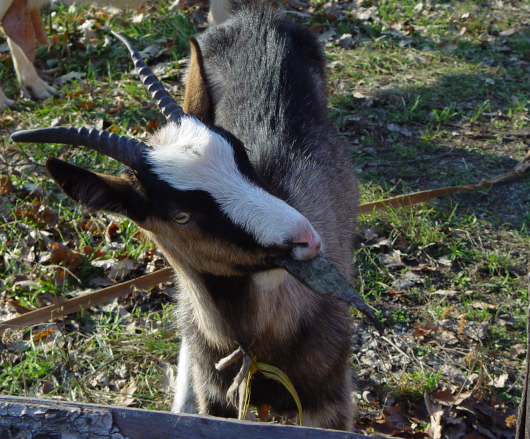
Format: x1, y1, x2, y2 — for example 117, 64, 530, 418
1, 0, 529, 433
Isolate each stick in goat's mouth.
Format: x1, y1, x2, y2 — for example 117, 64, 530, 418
272, 253, 385, 334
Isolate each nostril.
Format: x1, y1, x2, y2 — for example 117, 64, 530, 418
289, 225, 321, 260
292, 242, 308, 248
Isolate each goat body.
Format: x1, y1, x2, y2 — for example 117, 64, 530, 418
11, 1, 359, 431
169, 3, 359, 430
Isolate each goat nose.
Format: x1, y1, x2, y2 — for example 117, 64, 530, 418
290, 224, 321, 260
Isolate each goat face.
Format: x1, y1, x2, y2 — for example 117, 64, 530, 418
13, 63, 320, 278
143, 118, 321, 276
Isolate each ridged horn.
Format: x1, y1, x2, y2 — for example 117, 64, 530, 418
112, 30, 185, 124
11, 127, 145, 170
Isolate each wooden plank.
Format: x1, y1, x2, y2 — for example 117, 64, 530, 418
0, 396, 375, 439
515, 275, 530, 439
0, 268, 173, 336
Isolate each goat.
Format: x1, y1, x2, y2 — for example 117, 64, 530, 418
11, 1, 367, 431
0, 0, 58, 109
0, 0, 146, 110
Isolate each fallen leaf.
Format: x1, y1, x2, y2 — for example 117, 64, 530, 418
387, 123, 413, 137
510, 343, 525, 358
0, 175, 14, 194
42, 381, 55, 394
77, 102, 95, 111
309, 23, 325, 33
92, 258, 140, 280
412, 2, 423, 13
57, 71, 87, 85
447, 416, 466, 439
413, 321, 437, 338
7, 300, 33, 314
383, 401, 408, 427
131, 12, 144, 23
454, 391, 473, 405
429, 289, 458, 297
499, 28, 517, 37
89, 275, 114, 287
497, 314, 517, 326
108, 101, 125, 114
317, 28, 336, 42
437, 40, 458, 54
434, 330, 459, 346
139, 44, 162, 60
505, 414, 517, 428
430, 388, 453, 405
424, 393, 443, 439
378, 251, 405, 269
115, 383, 137, 406
488, 373, 508, 388
441, 365, 477, 387
146, 119, 159, 133
463, 321, 488, 341
471, 301, 497, 311
32, 325, 58, 342
49, 242, 84, 272
160, 361, 177, 394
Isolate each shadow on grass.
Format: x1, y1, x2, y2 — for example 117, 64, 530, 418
334, 35, 530, 228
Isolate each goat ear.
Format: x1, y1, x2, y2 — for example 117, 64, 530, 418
46, 157, 146, 222
183, 36, 213, 123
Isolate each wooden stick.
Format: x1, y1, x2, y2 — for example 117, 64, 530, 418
359, 149, 529, 215
0, 268, 173, 336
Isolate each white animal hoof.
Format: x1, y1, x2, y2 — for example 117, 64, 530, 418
22, 78, 59, 101
0, 87, 15, 110
0, 96, 15, 110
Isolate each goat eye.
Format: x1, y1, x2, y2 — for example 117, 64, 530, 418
173, 212, 191, 224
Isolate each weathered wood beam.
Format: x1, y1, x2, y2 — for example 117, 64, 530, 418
0, 396, 376, 439
515, 274, 530, 438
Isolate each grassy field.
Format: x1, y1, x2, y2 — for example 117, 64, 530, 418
0, 0, 529, 437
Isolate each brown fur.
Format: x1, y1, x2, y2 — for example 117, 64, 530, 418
183, 36, 213, 123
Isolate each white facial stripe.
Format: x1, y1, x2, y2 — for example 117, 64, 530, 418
146, 117, 311, 247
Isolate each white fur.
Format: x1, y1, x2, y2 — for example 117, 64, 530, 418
172, 337, 197, 414
7, 38, 59, 101
29, 0, 50, 9
0, 88, 15, 110
147, 118, 319, 254
252, 268, 286, 290
0, 0, 14, 22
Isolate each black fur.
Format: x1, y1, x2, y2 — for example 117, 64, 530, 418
176, 1, 359, 430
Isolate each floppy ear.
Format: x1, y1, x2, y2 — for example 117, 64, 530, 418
46, 157, 147, 222
183, 36, 213, 123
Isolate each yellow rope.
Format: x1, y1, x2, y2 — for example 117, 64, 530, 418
241, 355, 303, 426
216, 345, 303, 425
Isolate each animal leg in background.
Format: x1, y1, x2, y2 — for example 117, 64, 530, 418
207, 0, 231, 25
0, 86, 15, 110
2, 0, 58, 101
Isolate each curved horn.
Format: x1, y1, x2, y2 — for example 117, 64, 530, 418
112, 30, 185, 124
11, 127, 145, 170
